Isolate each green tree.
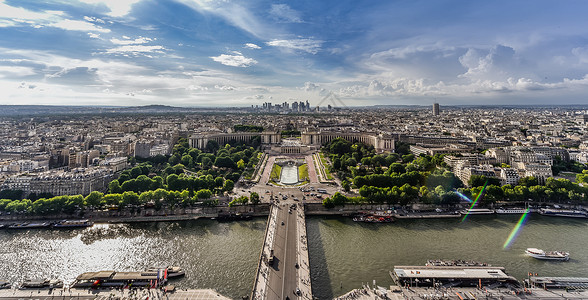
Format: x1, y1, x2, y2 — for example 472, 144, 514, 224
223, 179, 235, 192
108, 180, 122, 194
250, 192, 260, 204
342, 180, 350, 192
84, 191, 104, 208
122, 191, 140, 208
214, 156, 236, 168
196, 189, 212, 199
181, 155, 193, 168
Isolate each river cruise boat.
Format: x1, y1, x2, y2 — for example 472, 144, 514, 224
525, 248, 570, 261
146, 266, 185, 278
426, 259, 491, 267
538, 208, 587, 218
53, 219, 94, 228
19, 279, 63, 289
495, 207, 529, 214
72, 270, 167, 289
352, 211, 394, 223
460, 208, 495, 215
7, 222, 51, 229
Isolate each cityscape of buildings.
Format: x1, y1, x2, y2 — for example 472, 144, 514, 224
1, 105, 588, 197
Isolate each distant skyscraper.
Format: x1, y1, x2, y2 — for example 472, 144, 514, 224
433, 103, 440, 116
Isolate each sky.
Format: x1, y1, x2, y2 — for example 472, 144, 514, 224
1, 0, 588, 107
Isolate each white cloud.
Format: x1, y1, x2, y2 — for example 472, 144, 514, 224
210, 54, 257, 67
77, 0, 143, 17
105, 45, 166, 55
269, 4, 303, 23
0, 66, 36, 78
0, 2, 110, 32
50, 19, 110, 32
87, 32, 101, 39
177, 0, 278, 39
83, 16, 105, 23
266, 39, 322, 54
110, 37, 154, 45
244, 43, 261, 50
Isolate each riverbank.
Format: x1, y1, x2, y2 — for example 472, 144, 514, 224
0, 287, 230, 300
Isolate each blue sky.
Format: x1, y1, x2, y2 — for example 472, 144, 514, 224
1, 0, 588, 107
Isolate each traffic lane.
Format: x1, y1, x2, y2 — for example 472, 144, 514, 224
282, 205, 299, 299
266, 205, 288, 299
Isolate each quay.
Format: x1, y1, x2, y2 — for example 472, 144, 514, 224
0, 288, 229, 300
251, 202, 312, 299
389, 266, 588, 300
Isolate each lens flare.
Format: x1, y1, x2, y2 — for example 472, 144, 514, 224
503, 208, 531, 249
460, 181, 488, 222
455, 190, 472, 203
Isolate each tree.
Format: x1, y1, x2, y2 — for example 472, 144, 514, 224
223, 179, 235, 192
214, 156, 236, 168
122, 191, 140, 207
168, 154, 180, 166
401, 154, 415, 163
388, 163, 405, 174
181, 155, 193, 168
201, 157, 212, 169
342, 180, 350, 192
329, 138, 352, 155
84, 191, 104, 208
518, 176, 539, 187
196, 189, 212, 199
331, 192, 348, 206
250, 192, 260, 204
214, 177, 224, 188
206, 140, 220, 153
108, 180, 122, 194
236, 159, 245, 169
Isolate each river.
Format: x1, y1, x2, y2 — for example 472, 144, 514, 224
1, 215, 587, 299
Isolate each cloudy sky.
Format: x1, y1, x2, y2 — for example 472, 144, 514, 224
1, 0, 588, 107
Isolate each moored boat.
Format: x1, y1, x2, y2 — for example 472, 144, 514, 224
538, 208, 587, 218
53, 219, 94, 228
19, 279, 63, 289
460, 208, 495, 215
525, 248, 569, 261
146, 266, 185, 278
352, 213, 394, 223
7, 222, 51, 229
496, 207, 529, 214
426, 259, 491, 267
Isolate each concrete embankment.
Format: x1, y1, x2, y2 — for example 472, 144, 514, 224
0, 288, 230, 300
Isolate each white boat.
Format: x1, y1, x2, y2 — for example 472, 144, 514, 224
539, 208, 587, 218
461, 208, 495, 215
525, 248, 569, 261
496, 208, 528, 214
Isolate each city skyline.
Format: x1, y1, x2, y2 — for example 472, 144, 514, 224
1, 0, 588, 107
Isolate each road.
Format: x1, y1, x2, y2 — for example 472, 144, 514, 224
266, 203, 299, 299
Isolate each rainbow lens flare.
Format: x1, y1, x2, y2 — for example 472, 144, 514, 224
455, 190, 472, 203
460, 181, 488, 222
503, 208, 531, 249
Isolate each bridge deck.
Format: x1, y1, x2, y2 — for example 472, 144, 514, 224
252, 203, 312, 300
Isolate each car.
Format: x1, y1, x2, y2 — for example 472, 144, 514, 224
294, 288, 301, 296
281, 221, 285, 225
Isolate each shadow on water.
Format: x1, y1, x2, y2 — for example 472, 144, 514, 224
307, 217, 334, 300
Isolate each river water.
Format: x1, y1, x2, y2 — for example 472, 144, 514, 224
1, 215, 587, 299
